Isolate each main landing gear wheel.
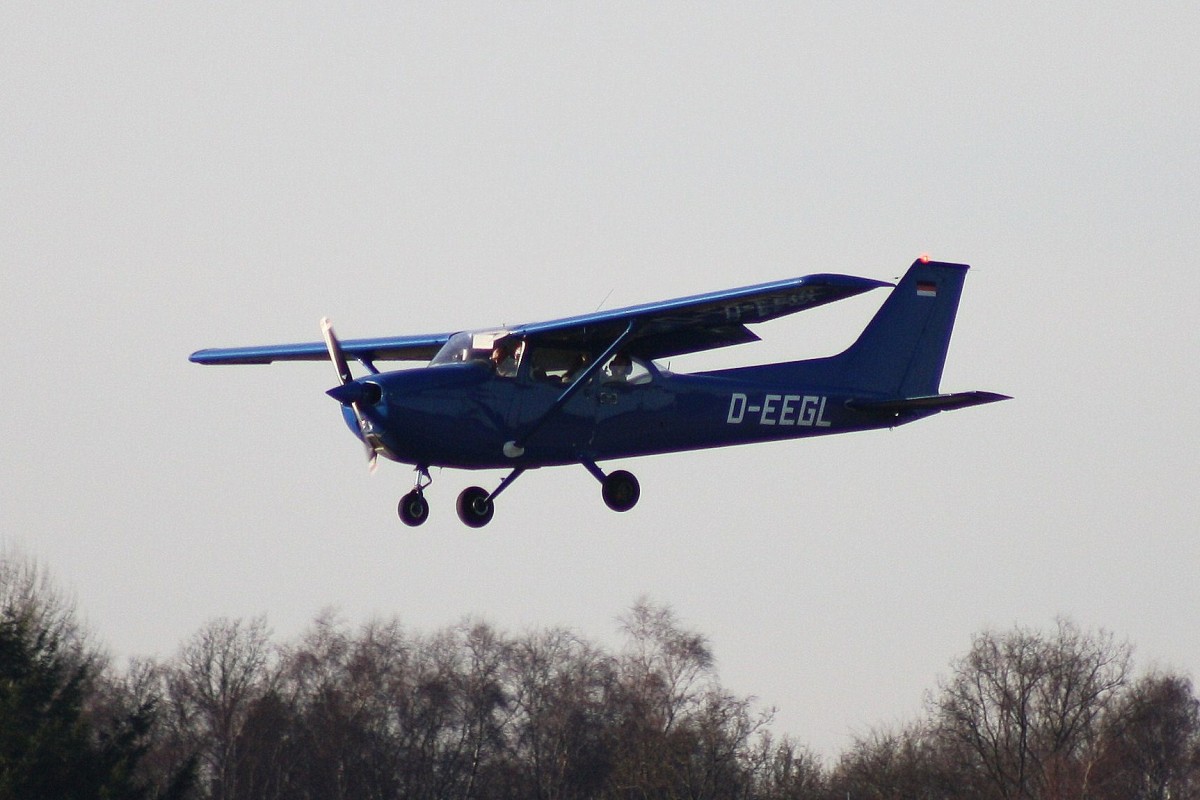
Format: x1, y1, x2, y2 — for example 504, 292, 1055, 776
457, 486, 494, 528
398, 490, 429, 527
602, 470, 640, 512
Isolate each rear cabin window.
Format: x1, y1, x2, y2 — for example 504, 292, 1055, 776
528, 348, 590, 384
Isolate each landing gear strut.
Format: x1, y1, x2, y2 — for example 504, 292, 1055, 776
398, 466, 432, 527
399, 464, 637, 527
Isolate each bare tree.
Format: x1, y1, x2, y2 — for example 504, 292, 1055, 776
618, 598, 714, 732
505, 627, 618, 799
830, 723, 949, 800
749, 733, 827, 800
930, 618, 1131, 800
678, 687, 773, 799
269, 611, 415, 800
452, 620, 516, 798
1092, 671, 1200, 800
609, 599, 718, 796
165, 615, 274, 800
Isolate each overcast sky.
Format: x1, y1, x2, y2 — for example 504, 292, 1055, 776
3, 3, 1198, 756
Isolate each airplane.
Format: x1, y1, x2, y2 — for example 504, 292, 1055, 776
191, 257, 1008, 527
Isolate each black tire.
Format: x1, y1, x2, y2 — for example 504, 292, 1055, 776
456, 486, 494, 528
602, 470, 640, 512
398, 490, 429, 527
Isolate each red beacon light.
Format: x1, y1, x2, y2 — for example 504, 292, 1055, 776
918, 253, 931, 264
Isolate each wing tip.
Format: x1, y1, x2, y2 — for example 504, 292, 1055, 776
189, 349, 277, 365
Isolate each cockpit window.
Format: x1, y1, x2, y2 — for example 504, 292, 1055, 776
430, 331, 523, 378
431, 331, 507, 365
430, 332, 482, 365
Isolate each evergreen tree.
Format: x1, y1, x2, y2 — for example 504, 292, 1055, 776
0, 554, 192, 800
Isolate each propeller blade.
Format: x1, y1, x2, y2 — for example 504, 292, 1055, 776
320, 317, 354, 386
321, 317, 383, 473
357, 411, 383, 474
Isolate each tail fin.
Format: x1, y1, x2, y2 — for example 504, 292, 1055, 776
828, 259, 969, 397
705, 259, 977, 399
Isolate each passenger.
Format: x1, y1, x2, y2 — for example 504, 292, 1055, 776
562, 353, 589, 383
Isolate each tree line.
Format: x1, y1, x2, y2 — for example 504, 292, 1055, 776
1, 551, 1198, 799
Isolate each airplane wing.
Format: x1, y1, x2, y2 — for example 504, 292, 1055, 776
510, 273, 891, 360
190, 273, 889, 367
189, 332, 453, 366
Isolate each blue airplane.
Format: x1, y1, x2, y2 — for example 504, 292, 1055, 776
191, 258, 1007, 527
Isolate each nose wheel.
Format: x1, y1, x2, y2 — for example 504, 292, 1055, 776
397, 466, 433, 527
398, 490, 429, 526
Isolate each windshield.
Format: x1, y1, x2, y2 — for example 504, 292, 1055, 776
430, 331, 502, 366
429, 330, 523, 377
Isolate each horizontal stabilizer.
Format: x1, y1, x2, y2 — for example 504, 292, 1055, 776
847, 391, 1011, 415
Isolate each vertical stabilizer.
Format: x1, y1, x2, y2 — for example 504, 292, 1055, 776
832, 259, 969, 397
703, 259, 973, 399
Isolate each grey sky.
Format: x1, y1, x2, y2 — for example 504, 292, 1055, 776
3, 3, 1197, 755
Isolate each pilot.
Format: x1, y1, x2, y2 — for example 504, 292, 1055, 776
606, 353, 633, 383
491, 341, 520, 377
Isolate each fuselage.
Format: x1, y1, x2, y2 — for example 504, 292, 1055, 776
345, 354, 912, 470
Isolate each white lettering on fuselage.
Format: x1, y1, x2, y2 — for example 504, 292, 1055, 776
726, 393, 831, 427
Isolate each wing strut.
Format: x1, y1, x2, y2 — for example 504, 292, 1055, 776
503, 320, 636, 458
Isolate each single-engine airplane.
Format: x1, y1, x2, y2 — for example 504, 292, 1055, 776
191, 258, 1007, 527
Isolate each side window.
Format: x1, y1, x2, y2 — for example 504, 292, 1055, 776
528, 348, 589, 385
602, 354, 652, 385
